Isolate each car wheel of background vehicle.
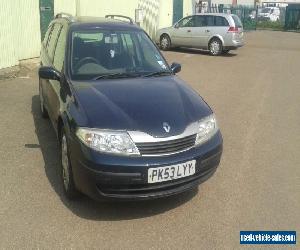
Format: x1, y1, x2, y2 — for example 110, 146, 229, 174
39, 79, 48, 118
60, 130, 80, 200
222, 50, 230, 54
209, 38, 223, 56
160, 34, 171, 51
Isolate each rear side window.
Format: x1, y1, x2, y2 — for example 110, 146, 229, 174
43, 25, 53, 47
47, 23, 62, 61
53, 25, 67, 72
205, 16, 214, 26
214, 16, 229, 26
231, 15, 243, 28
195, 16, 206, 27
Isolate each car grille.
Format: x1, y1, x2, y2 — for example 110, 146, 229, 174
135, 134, 197, 156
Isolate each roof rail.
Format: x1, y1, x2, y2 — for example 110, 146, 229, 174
105, 15, 134, 24
55, 12, 73, 20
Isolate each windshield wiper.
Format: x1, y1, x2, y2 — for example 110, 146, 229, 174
143, 71, 172, 78
93, 72, 141, 80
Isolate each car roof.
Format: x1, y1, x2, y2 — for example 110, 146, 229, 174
60, 16, 142, 31
194, 13, 233, 18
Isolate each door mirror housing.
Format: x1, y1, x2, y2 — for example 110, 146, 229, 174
174, 23, 179, 29
39, 66, 61, 81
171, 62, 181, 74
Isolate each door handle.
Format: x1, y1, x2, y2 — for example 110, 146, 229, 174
187, 30, 191, 32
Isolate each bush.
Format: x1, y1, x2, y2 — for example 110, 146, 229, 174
256, 20, 284, 30
243, 19, 257, 30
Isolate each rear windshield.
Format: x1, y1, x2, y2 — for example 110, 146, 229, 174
231, 15, 243, 28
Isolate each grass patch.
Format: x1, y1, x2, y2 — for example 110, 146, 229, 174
256, 20, 284, 30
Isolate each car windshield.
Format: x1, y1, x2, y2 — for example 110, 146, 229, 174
70, 29, 171, 80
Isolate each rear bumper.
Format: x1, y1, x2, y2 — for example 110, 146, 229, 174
224, 39, 244, 50
69, 131, 223, 201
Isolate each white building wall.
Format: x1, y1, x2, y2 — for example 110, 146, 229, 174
56, 0, 193, 45
138, 0, 160, 38
0, 0, 194, 70
0, 1, 18, 69
16, 0, 41, 60
0, 0, 41, 69
76, 0, 139, 16
184, 0, 194, 16
54, 0, 76, 16
158, 0, 174, 29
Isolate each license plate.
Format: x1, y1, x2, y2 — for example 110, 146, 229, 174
148, 160, 196, 184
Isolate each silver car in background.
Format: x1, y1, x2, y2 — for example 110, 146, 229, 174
156, 13, 244, 55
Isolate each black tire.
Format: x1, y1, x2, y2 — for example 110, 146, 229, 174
222, 50, 230, 54
60, 129, 80, 200
39, 79, 48, 118
160, 34, 171, 51
209, 38, 223, 56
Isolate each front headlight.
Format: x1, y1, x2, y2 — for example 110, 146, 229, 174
195, 114, 218, 146
76, 128, 140, 155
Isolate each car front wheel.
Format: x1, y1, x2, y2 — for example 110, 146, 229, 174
60, 130, 80, 199
160, 34, 171, 51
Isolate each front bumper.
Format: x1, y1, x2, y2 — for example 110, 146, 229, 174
68, 131, 223, 201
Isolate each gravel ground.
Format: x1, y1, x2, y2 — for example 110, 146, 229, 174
0, 30, 299, 249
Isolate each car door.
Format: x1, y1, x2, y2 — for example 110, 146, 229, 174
203, 15, 215, 49
43, 22, 62, 124
47, 23, 68, 128
172, 16, 195, 47
189, 15, 209, 48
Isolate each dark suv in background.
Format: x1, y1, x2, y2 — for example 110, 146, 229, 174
39, 13, 223, 201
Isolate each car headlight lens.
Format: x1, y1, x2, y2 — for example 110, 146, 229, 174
76, 128, 140, 155
195, 114, 218, 146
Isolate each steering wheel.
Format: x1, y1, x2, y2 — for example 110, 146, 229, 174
74, 57, 100, 71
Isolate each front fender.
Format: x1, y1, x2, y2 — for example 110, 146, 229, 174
58, 111, 72, 141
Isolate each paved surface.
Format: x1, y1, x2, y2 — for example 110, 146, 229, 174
0, 31, 299, 249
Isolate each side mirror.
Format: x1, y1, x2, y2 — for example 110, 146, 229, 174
174, 23, 179, 29
39, 66, 61, 81
171, 62, 181, 74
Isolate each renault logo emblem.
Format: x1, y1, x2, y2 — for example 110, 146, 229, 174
163, 122, 171, 133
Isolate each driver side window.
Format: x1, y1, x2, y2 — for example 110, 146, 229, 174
177, 16, 195, 28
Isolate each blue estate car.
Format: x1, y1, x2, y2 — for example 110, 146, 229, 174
39, 13, 223, 201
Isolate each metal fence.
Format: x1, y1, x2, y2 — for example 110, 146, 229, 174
195, 3, 300, 32
285, 4, 300, 30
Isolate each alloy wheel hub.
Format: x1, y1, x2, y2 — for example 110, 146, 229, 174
211, 41, 220, 54
161, 38, 168, 48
